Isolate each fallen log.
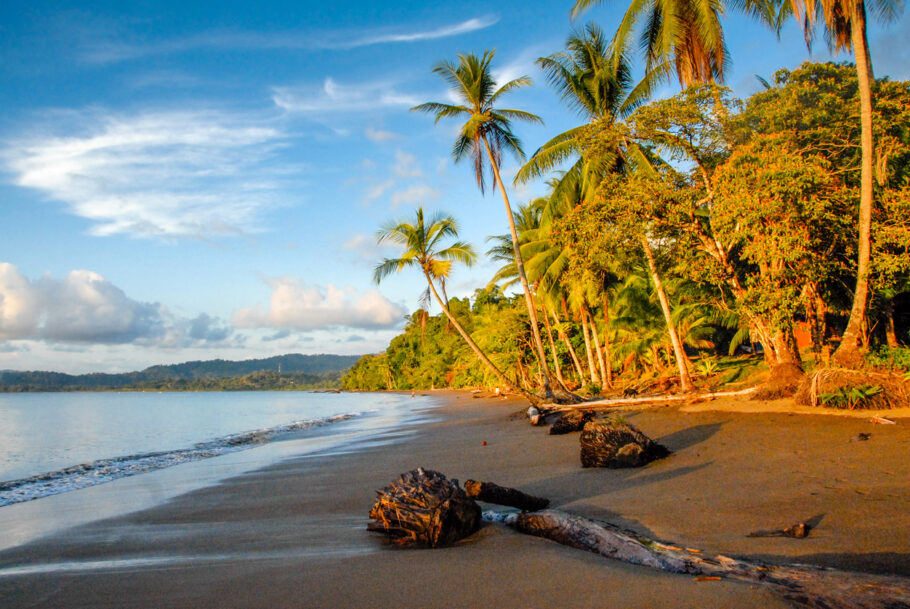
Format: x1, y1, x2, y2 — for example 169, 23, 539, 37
554, 387, 759, 412
484, 509, 910, 609
464, 480, 549, 512
368, 468, 480, 548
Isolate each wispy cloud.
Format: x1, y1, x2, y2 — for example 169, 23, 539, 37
81, 16, 500, 64
232, 276, 407, 331
3, 110, 288, 239
365, 127, 402, 143
390, 183, 439, 207
272, 77, 420, 114
393, 150, 423, 178
0, 263, 234, 346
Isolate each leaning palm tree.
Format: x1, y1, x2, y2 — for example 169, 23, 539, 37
412, 50, 558, 398
778, 0, 903, 364
374, 207, 532, 399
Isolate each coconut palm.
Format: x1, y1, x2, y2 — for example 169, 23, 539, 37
515, 23, 656, 200
374, 207, 532, 398
779, 0, 902, 364
412, 50, 559, 397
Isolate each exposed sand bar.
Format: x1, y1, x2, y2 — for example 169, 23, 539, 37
1, 391, 908, 608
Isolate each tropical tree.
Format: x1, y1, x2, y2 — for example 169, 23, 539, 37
373, 207, 532, 398
412, 50, 559, 398
571, 0, 729, 86
777, 0, 903, 364
514, 23, 655, 201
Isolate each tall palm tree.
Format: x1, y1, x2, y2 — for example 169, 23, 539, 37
780, 0, 902, 364
571, 0, 733, 87
412, 50, 557, 397
515, 23, 656, 202
374, 207, 532, 399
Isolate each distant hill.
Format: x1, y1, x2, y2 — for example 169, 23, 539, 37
0, 353, 361, 392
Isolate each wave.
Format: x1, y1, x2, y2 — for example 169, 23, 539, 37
0, 413, 358, 508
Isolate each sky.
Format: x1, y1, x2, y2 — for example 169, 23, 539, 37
0, 0, 908, 374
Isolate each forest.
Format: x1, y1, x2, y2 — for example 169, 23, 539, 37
342, 54, 910, 400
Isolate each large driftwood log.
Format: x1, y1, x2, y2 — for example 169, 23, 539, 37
464, 479, 550, 511
579, 421, 670, 468
368, 468, 481, 547
484, 509, 910, 609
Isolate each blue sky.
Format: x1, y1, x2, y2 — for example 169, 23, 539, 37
1, 0, 907, 373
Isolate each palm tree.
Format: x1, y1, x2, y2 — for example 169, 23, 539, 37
779, 0, 902, 364
373, 207, 532, 399
570, 0, 734, 87
515, 23, 657, 203
412, 50, 558, 397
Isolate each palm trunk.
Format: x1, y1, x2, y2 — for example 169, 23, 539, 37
539, 295, 567, 388
834, 1, 874, 366
580, 309, 600, 385
602, 293, 614, 388
885, 297, 899, 348
641, 236, 694, 392
481, 134, 553, 395
422, 270, 534, 400
589, 310, 609, 387
554, 309, 586, 384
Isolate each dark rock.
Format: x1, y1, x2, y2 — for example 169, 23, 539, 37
579, 421, 670, 468
549, 409, 595, 435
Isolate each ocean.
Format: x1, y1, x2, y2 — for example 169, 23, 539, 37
0, 391, 434, 549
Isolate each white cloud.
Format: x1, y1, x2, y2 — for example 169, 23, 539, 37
0, 263, 233, 346
80, 16, 500, 64
232, 276, 407, 331
393, 150, 423, 178
390, 183, 440, 207
364, 178, 397, 202
4, 110, 288, 239
342, 233, 396, 260
365, 127, 402, 143
272, 78, 420, 114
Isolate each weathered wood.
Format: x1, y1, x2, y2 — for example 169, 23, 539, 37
463, 480, 550, 512
486, 509, 910, 609
748, 522, 812, 538
549, 409, 595, 435
579, 421, 670, 468
368, 468, 481, 548
555, 387, 759, 411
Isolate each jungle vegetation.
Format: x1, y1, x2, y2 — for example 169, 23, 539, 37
343, 0, 909, 395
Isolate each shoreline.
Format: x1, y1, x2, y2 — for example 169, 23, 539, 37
1, 390, 908, 608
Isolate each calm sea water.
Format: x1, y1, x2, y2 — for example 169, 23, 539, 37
0, 391, 423, 507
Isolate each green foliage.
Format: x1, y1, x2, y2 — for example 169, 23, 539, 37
865, 346, 910, 371
819, 384, 884, 409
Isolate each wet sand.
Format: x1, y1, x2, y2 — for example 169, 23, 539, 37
1, 391, 909, 608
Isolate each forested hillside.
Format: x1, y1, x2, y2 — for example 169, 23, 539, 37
0, 353, 359, 392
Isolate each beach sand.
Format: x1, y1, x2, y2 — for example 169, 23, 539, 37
1, 391, 909, 608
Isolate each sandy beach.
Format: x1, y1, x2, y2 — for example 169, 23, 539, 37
1, 391, 909, 608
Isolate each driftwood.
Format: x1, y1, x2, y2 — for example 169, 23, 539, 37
549, 409, 595, 435
368, 468, 480, 547
557, 387, 759, 411
464, 479, 550, 512
748, 522, 812, 539
579, 421, 670, 468
485, 509, 910, 609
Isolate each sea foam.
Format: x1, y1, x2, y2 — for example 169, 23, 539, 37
0, 413, 357, 507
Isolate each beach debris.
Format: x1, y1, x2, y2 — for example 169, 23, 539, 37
527, 406, 542, 425
485, 508, 910, 609
368, 468, 481, 548
548, 409, 595, 435
579, 421, 670, 468
464, 479, 550, 512
871, 415, 896, 425
851, 432, 872, 442
747, 522, 812, 538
